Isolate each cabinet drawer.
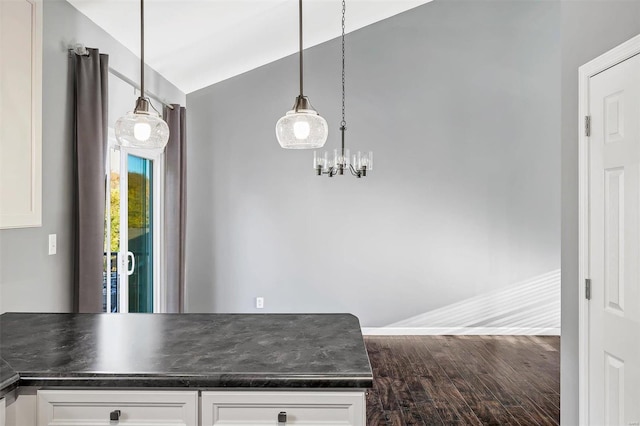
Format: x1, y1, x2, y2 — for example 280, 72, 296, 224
37, 390, 197, 426
201, 391, 365, 426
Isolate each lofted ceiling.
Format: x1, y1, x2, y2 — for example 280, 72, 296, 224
66, 0, 432, 94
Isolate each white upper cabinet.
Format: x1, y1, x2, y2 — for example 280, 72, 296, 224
0, 0, 42, 229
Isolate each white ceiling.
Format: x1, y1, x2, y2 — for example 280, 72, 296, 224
66, 0, 432, 94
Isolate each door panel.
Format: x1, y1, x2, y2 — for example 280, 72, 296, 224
127, 154, 154, 313
604, 352, 624, 425
588, 52, 640, 425
604, 91, 624, 145
604, 167, 624, 314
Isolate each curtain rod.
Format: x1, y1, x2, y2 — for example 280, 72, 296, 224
108, 67, 174, 110
70, 46, 175, 110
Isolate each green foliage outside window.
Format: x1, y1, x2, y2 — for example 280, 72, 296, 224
105, 172, 149, 253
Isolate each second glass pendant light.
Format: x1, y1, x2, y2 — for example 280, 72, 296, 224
275, 0, 328, 149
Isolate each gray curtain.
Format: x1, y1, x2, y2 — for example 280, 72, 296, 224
72, 48, 108, 313
164, 105, 187, 312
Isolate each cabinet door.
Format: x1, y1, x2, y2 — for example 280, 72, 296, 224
0, 0, 42, 229
0, 397, 5, 426
201, 391, 366, 426
37, 390, 197, 426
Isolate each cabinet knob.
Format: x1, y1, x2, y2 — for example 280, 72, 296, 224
278, 411, 287, 424
110, 409, 121, 421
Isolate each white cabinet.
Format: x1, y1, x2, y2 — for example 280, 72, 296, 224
0, 0, 42, 229
33, 389, 365, 425
4, 394, 36, 426
0, 397, 5, 426
37, 390, 198, 426
201, 391, 366, 426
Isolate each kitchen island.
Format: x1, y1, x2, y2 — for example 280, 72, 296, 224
0, 313, 372, 425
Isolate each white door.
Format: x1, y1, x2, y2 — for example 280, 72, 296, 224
587, 52, 640, 425
103, 129, 165, 314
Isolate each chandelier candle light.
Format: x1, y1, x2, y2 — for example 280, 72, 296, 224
313, 0, 372, 178
275, 0, 329, 149
115, 0, 169, 150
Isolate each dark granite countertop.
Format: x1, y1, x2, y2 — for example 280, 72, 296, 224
0, 313, 372, 396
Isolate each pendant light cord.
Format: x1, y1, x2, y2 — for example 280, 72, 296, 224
299, 0, 304, 97
140, 0, 145, 98
341, 0, 346, 129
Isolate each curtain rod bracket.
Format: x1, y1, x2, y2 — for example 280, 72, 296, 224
70, 43, 89, 56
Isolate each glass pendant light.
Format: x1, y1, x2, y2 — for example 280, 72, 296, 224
313, 0, 373, 178
115, 0, 169, 150
275, 0, 328, 149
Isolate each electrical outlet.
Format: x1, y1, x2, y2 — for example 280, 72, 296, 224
48, 234, 57, 255
256, 297, 264, 309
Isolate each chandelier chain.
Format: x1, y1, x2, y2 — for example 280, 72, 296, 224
341, 0, 346, 128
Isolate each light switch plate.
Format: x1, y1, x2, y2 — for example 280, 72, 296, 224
48, 234, 57, 255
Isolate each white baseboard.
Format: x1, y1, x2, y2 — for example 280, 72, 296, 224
361, 327, 560, 336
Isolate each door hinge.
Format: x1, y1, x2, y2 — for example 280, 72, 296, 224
585, 278, 592, 300
585, 116, 591, 137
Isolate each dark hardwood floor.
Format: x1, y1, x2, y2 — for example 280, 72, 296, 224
364, 336, 560, 426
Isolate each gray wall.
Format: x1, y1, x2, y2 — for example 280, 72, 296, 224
186, 0, 561, 329
560, 1, 640, 424
0, 0, 184, 313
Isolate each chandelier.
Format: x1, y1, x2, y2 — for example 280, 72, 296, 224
313, 0, 372, 178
